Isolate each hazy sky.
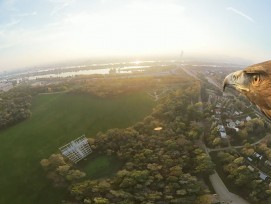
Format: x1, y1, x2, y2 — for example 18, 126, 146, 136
0, 0, 271, 70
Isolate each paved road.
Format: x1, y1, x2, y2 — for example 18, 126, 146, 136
210, 171, 249, 204
207, 134, 271, 152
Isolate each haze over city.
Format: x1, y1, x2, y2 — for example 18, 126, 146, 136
0, 0, 271, 70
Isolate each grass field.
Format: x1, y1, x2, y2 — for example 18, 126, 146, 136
77, 154, 123, 180
0, 92, 155, 204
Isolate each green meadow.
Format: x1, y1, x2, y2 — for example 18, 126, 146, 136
0, 92, 155, 204
78, 155, 123, 180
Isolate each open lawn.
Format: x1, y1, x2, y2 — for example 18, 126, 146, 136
0, 92, 155, 204
77, 155, 123, 180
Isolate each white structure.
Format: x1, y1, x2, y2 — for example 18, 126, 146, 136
220, 131, 227, 139
217, 125, 225, 132
253, 152, 263, 160
247, 157, 253, 162
59, 135, 92, 163
217, 124, 227, 138
259, 171, 268, 180
246, 116, 252, 121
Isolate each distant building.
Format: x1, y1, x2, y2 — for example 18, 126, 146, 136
246, 116, 252, 121
217, 124, 227, 138
227, 121, 236, 128
259, 172, 268, 180
265, 160, 271, 168
235, 120, 241, 126
220, 131, 227, 139
217, 125, 225, 132
247, 157, 253, 162
253, 152, 263, 160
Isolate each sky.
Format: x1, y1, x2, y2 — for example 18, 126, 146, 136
0, 0, 271, 70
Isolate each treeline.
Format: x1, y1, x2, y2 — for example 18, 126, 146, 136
69, 76, 189, 98
237, 118, 271, 142
0, 86, 32, 128
41, 82, 215, 204
216, 151, 271, 203
0, 82, 71, 130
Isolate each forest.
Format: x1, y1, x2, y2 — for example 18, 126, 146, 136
0, 86, 32, 128
41, 81, 216, 204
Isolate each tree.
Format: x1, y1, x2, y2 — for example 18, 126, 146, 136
194, 194, 212, 204
233, 157, 244, 165
57, 165, 70, 176
66, 170, 86, 181
212, 138, 221, 146
93, 197, 109, 204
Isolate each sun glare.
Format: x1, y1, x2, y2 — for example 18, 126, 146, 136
53, 1, 212, 57
133, 61, 141, 65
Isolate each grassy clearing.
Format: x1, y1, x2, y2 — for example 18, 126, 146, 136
77, 155, 123, 180
0, 92, 155, 204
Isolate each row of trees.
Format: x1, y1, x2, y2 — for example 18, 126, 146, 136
0, 86, 32, 128
237, 118, 270, 142
217, 151, 271, 203
41, 82, 215, 204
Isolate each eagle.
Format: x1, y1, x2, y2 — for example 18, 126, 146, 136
223, 60, 271, 120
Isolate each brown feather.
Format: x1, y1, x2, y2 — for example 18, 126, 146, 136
258, 107, 271, 121
244, 60, 271, 74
